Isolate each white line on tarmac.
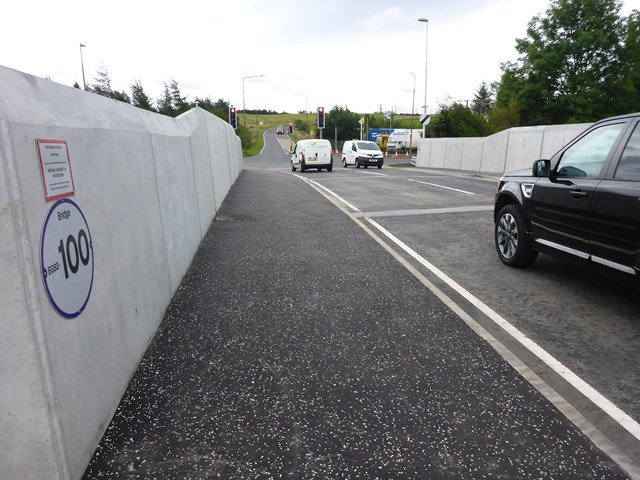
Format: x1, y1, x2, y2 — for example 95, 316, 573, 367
290, 173, 361, 212
364, 217, 640, 443
408, 178, 476, 195
354, 170, 386, 176
294, 175, 640, 477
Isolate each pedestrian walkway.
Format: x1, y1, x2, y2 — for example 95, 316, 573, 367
82, 162, 631, 479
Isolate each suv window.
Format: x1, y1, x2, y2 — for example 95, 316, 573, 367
614, 123, 640, 181
557, 123, 625, 178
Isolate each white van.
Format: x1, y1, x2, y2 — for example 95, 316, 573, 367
291, 139, 333, 172
342, 140, 384, 169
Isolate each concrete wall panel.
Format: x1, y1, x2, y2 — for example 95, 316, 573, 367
480, 129, 509, 174
0, 65, 242, 480
445, 139, 465, 170
460, 138, 484, 172
504, 127, 545, 172
415, 123, 591, 176
429, 139, 448, 169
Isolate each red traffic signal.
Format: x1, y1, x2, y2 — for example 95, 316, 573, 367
317, 107, 325, 129
229, 106, 237, 129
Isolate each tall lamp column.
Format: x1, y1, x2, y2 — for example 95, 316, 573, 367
418, 18, 429, 116
79, 43, 87, 90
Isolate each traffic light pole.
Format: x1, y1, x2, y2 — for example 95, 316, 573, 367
317, 107, 325, 139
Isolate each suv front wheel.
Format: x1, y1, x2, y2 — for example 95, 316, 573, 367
495, 204, 538, 267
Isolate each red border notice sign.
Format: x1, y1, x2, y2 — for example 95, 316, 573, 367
36, 139, 76, 202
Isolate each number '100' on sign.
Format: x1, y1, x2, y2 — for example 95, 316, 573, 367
40, 198, 94, 318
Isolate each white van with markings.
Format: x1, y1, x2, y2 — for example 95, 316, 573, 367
291, 139, 333, 172
342, 140, 384, 169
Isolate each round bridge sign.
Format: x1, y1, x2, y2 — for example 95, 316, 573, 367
40, 198, 94, 318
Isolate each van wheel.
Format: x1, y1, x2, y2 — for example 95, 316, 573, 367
328, 163, 333, 172
291, 162, 296, 172
377, 165, 382, 169
342, 158, 347, 168
364, 165, 368, 169
356, 160, 360, 169
300, 161, 306, 172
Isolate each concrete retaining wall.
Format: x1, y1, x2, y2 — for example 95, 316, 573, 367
0, 65, 243, 480
416, 123, 591, 175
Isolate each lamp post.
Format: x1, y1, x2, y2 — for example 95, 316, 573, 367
418, 18, 428, 116
242, 74, 265, 125
294, 93, 308, 127
79, 43, 87, 90
410, 72, 416, 156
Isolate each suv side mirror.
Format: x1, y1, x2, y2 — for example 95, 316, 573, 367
533, 159, 550, 177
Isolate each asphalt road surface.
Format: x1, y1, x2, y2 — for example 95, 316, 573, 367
83, 130, 640, 479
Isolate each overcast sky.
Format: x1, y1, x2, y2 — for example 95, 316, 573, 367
2, 0, 639, 115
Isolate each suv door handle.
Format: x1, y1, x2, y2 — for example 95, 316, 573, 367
569, 189, 589, 199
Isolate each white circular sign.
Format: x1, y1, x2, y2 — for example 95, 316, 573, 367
40, 199, 94, 318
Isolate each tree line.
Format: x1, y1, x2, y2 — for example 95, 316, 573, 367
76, 0, 639, 143
327, 0, 640, 141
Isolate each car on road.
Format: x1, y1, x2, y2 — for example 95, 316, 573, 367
291, 139, 333, 172
494, 112, 640, 282
276, 125, 285, 134
342, 140, 384, 169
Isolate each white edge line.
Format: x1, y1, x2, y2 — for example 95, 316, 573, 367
409, 178, 475, 195
293, 174, 640, 441
365, 217, 640, 442
295, 176, 640, 476
290, 174, 361, 212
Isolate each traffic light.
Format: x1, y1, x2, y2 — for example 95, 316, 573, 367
288, 123, 293, 134
317, 107, 325, 129
229, 106, 237, 129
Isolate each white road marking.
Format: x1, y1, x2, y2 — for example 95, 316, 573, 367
290, 173, 361, 212
409, 178, 475, 195
293, 175, 640, 476
365, 218, 640, 443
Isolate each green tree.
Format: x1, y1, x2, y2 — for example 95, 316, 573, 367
617, 11, 640, 112
470, 81, 494, 117
169, 78, 190, 115
325, 106, 360, 144
195, 97, 232, 121
367, 112, 388, 129
88, 62, 113, 97
157, 83, 175, 116
87, 63, 130, 103
494, 0, 639, 125
426, 102, 491, 138
131, 80, 155, 111
110, 90, 131, 103
488, 99, 521, 131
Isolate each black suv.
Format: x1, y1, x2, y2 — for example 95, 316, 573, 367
494, 112, 640, 280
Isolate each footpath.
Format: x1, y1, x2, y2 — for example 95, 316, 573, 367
82, 155, 630, 479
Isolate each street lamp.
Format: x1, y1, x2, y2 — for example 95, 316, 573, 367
410, 72, 416, 155
418, 18, 428, 116
242, 74, 265, 125
79, 43, 86, 90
